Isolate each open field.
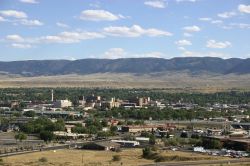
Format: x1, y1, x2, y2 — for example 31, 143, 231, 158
0, 149, 232, 166
0, 73, 250, 92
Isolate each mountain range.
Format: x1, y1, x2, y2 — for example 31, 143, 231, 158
0, 57, 249, 76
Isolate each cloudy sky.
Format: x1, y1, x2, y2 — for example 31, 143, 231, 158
0, 0, 250, 61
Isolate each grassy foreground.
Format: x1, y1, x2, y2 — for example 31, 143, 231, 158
0, 149, 229, 166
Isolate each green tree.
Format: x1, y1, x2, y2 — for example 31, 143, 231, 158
13, 112, 22, 117
40, 130, 54, 142
149, 134, 156, 145
97, 131, 110, 138
72, 126, 87, 134
101, 119, 108, 127
87, 125, 98, 134
23, 111, 36, 117
180, 132, 188, 138
142, 147, 152, 158
53, 118, 65, 131
202, 138, 222, 149
15, 132, 27, 142
110, 126, 118, 133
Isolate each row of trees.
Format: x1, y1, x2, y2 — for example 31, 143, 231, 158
1, 88, 250, 106
19, 117, 65, 142
96, 107, 247, 120
71, 119, 118, 137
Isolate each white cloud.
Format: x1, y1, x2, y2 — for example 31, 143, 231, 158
3, 24, 172, 48
211, 20, 223, 24
4, 24, 172, 47
101, 48, 164, 59
218, 11, 236, 18
178, 47, 186, 51
6, 34, 25, 42
103, 48, 127, 59
238, 4, 250, 14
181, 50, 230, 58
11, 43, 32, 49
0, 16, 7, 22
183, 33, 192, 37
40, 31, 105, 43
206, 40, 231, 49
56, 22, 70, 28
175, 39, 192, 46
144, 0, 167, 8
199, 17, 212, 21
103, 25, 172, 37
142, 52, 164, 58
183, 25, 201, 32
20, 19, 43, 26
230, 23, 250, 29
176, 0, 198, 2
80, 10, 124, 21
19, 0, 38, 4
0, 10, 27, 19
0, 10, 44, 27
5, 31, 105, 46
63, 56, 76, 61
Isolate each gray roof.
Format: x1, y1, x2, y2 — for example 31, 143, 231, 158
95, 141, 120, 148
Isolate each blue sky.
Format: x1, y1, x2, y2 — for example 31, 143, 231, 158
0, 0, 250, 61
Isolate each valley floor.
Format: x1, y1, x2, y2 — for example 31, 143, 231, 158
0, 73, 250, 92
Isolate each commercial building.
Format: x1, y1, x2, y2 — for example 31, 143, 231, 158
82, 141, 120, 151
53, 100, 72, 108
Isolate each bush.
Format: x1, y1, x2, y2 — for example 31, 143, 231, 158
202, 138, 222, 149
142, 147, 152, 158
112, 155, 121, 161
151, 146, 158, 152
149, 134, 156, 145
115, 148, 122, 152
189, 138, 202, 146
154, 155, 192, 162
164, 138, 178, 146
72, 126, 87, 134
38, 157, 48, 162
154, 156, 168, 162
191, 134, 200, 139
23, 111, 36, 117
180, 132, 188, 138
40, 130, 54, 142
15, 132, 27, 142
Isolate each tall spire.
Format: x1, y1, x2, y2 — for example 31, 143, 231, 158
51, 89, 54, 102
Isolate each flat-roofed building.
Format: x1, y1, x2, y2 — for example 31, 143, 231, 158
53, 100, 72, 108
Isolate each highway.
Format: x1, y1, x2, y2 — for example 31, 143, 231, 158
143, 158, 250, 166
145, 120, 228, 125
0, 142, 85, 157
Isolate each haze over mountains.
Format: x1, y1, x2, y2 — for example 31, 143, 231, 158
0, 57, 249, 76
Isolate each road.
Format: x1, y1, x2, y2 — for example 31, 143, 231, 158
143, 158, 250, 166
145, 120, 228, 125
0, 142, 86, 157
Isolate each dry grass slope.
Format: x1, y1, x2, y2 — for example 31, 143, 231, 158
0, 149, 229, 166
0, 73, 250, 92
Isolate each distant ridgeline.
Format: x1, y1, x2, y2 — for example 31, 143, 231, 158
0, 57, 249, 76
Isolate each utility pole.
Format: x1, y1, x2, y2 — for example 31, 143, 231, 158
82, 154, 83, 166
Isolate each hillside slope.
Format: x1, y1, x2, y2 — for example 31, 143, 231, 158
0, 57, 248, 76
